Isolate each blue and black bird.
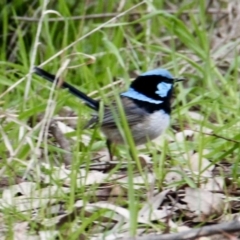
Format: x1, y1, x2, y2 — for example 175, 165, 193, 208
33, 67, 182, 158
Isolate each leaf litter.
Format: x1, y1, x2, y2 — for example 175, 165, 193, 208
1, 108, 239, 239
1, 2, 240, 240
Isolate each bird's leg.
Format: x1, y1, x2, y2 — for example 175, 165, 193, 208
106, 139, 113, 161
104, 139, 119, 172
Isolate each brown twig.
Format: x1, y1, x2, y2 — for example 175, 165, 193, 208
49, 121, 72, 165
124, 219, 240, 240
12, 9, 229, 22
192, 129, 240, 144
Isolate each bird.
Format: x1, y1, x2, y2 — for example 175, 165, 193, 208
33, 66, 182, 159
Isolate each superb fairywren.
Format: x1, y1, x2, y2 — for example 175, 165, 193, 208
33, 67, 182, 159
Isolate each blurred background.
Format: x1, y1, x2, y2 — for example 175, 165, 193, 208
0, 1, 240, 238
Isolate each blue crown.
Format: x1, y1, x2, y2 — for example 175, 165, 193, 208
140, 68, 173, 79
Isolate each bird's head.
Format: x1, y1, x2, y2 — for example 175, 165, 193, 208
121, 68, 181, 105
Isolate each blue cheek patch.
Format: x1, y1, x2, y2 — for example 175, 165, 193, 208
121, 88, 163, 104
155, 82, 172, 98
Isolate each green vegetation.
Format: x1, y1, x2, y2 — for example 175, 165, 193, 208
0, 0, 239, 239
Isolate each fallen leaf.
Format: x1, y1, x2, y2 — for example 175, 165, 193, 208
139, 190, 170, 221
175, 129, 195, 142
165, 168, 183, 184
188, 151, 214, 174
201, 177, 224, 191
183, 187, 224, 217
116, 173, 156, 189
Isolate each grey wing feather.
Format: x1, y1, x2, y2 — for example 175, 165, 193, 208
84, 114, 99, 129
102, 97, 147, 128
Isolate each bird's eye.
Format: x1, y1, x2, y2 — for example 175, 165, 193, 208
155, 82, 172, 97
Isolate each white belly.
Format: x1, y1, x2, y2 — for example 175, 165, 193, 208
102, 110, 170, 145
132, 110, 170, 144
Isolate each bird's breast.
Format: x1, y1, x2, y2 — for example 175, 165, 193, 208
101, 110, 170, 145
132, 110, 170, 144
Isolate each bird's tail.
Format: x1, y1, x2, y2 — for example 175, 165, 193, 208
33, 67, 99, 111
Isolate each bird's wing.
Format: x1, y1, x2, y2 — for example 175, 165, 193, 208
101, 97, 148, 128
84, 114, 99, 129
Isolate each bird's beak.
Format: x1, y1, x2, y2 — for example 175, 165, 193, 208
174, 78, 185, 82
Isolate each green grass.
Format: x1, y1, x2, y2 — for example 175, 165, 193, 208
0, 0, 240, 239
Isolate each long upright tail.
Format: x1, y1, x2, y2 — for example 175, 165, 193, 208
33, 67, 99, 111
